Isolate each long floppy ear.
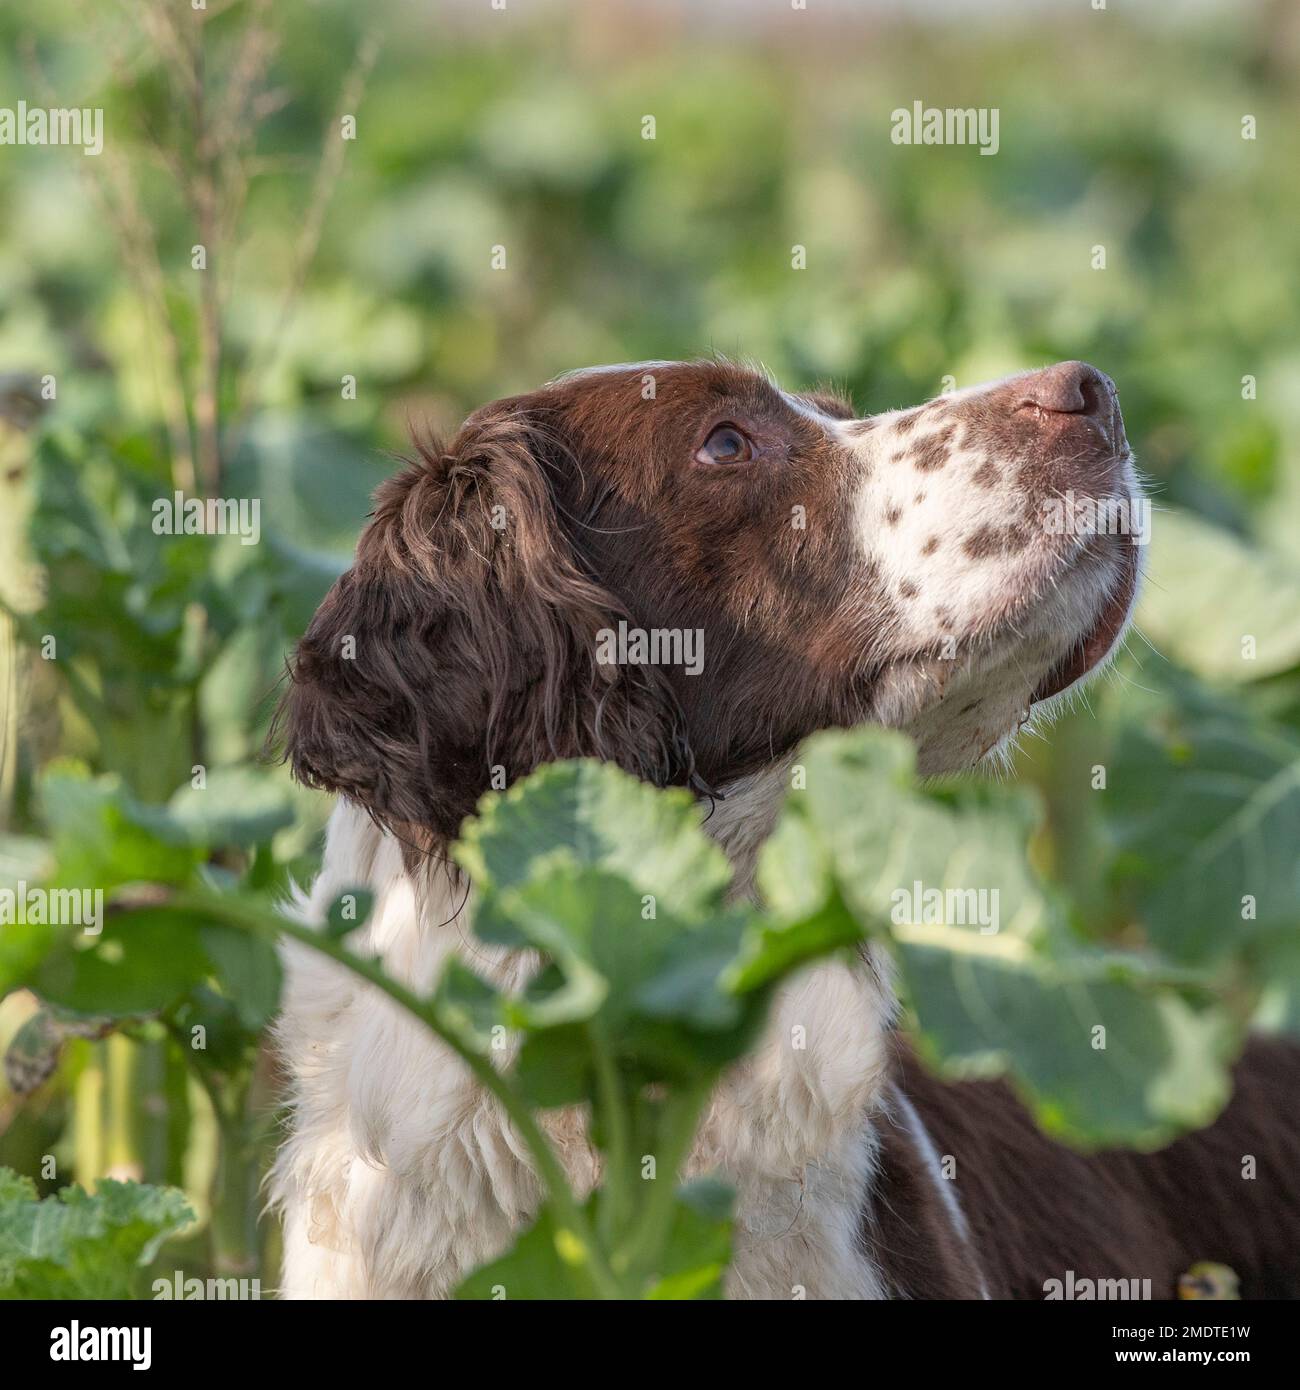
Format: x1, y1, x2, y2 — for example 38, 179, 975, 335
275, 405, 691, 841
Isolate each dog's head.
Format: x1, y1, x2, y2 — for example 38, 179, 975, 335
280, 359, 1140, 839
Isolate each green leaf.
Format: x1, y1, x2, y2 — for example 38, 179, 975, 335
0, 918, 56, 999
644, 1179, 735, 1301
34, 906, 219, 1017
454, 1204, 603, 1300
452, 1184, 735, 1300
0, 1169, 193, 1299
764, 727, 1052, 946
478, 863, 765, 1085
471, 873, 612, 1031
170, 985, 260, 1072
1105, 709, 1300, 965
39, 768, 202, 893
514, 1023, 592, 1109
456, 760, 732, 916
722, 881, 863, 995
432, 960, 507, 1052
767, 725, 1237, 1145
167, 768, 296, 848
1137, 508, 1300, 682
325, 887, 374, 939
198, 925, 283, 1030
634, 919, 750, 1029
896, 929, 1233, 1147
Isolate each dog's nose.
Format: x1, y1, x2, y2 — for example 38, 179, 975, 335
1014, 361, 1115, 419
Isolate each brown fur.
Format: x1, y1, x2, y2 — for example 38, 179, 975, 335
890, 1035, 1300, 1299
276, 362, 898, 837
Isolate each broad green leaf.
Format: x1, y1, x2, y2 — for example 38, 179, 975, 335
34, 907, 219, 1017
1105, 711, 1300, 964
0, 1169, 193, 1300
1137, 508, 1300, 682
39, 768, 202, 893
767, 725, 1237, 1145
0, 918, 56, 999
325, 886, 374, 939
644, 1179, 734, 1300
764, 727, 1052, 945
432, 960, 508, 1053
514, 1022, 592, 1109
635, 919, 751, 1029
454, 1204, 602, 1300
897, 929, 1232, 1147
456, 760, 732, 916
171, 985, 261, 1072
167, 767, 296, 848
722, 882, 863, 995
453, 1183, 734, 1301
198, 925, 283, 1030
475, 863, 765, 1088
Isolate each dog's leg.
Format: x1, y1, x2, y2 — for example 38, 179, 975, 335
690, 949, 895, 1299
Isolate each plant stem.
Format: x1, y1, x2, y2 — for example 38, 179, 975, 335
210, 1101, 259, 1276
186, 1057, 259, 1276
591, 1025, 630, 1250
620, 1084, 710, 1278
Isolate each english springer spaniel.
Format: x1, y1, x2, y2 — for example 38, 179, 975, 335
270, 359, 1300, 1299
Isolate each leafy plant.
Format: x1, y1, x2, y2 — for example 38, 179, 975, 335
0, 1167, 192, 1299
6, 722, 1297, 1296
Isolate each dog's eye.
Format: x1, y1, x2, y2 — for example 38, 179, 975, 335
695, 424, 754, 465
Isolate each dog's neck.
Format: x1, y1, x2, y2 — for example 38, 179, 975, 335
376, 756, 797, 906
698, 757, 797, 899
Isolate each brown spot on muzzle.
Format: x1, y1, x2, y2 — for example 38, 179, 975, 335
911, 424, 956, 473
962, 524, 1030, 560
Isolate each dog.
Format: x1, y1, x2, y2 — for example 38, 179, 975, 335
270, 358, 1300, 1298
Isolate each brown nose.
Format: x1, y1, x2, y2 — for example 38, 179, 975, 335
1015, 361, 1115, 419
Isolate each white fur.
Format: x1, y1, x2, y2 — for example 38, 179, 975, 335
835, 378, 1141, 772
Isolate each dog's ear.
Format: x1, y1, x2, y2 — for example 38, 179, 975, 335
275, 404, 691, 840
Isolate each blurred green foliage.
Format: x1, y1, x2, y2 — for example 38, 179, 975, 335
0, 0, 1298, 1293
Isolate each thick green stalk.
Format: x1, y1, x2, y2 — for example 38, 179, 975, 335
210, 1100, 260, 1276
619, 1084, 711, 1280
591, 1025, 631, 1250
187, 1060, 259, 1277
